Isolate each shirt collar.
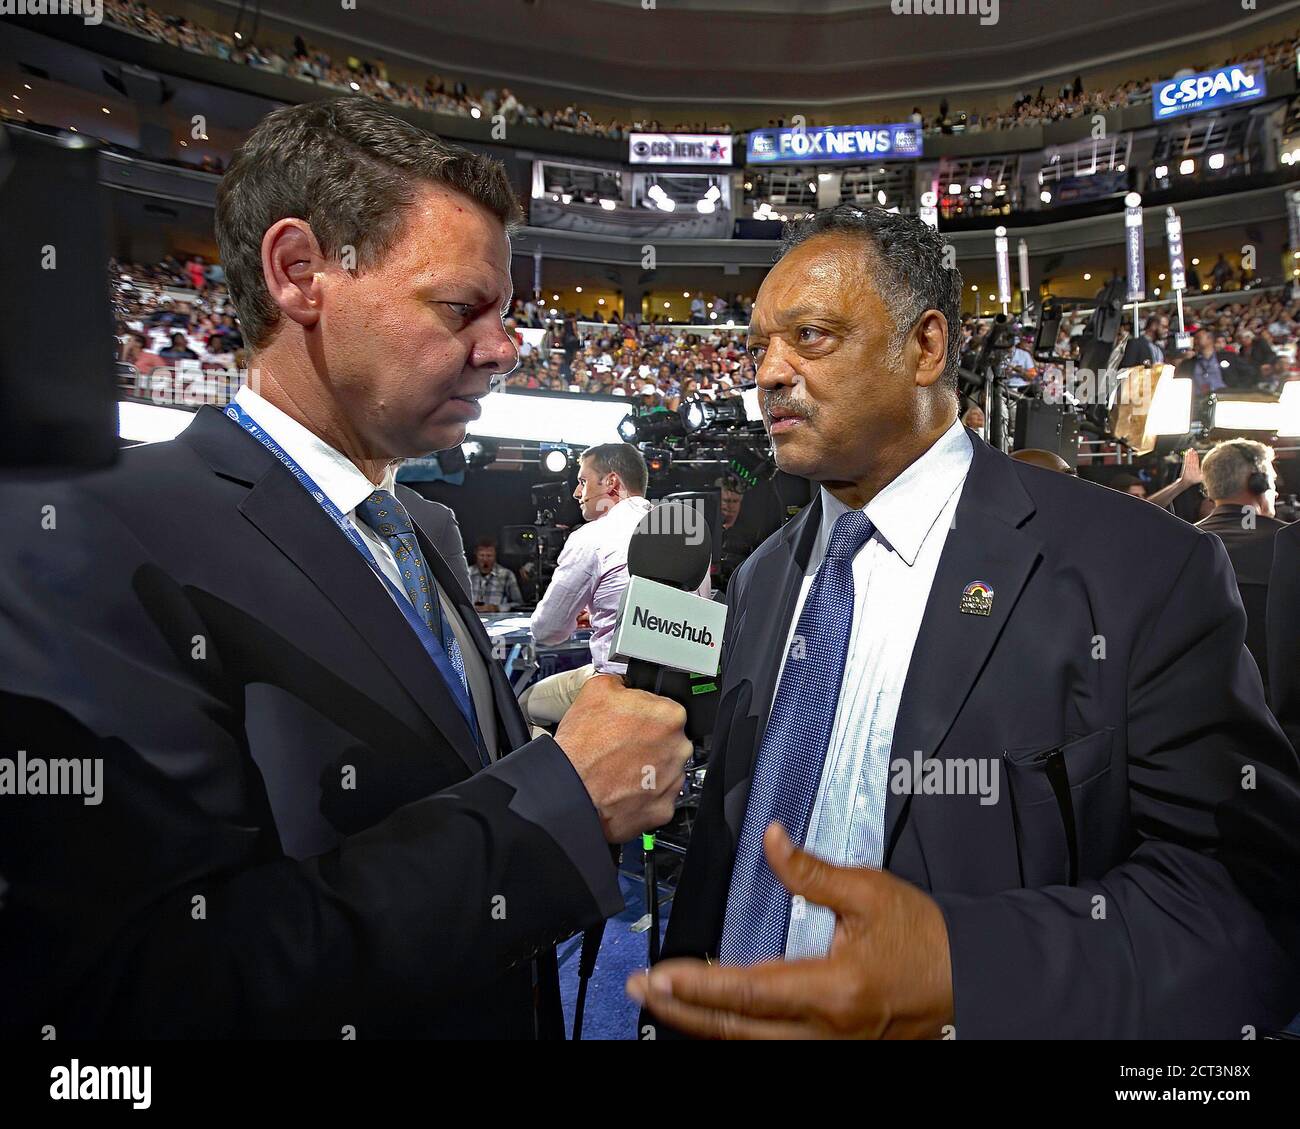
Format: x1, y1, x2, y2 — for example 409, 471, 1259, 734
815, 416, 973, 568
234, 385, 397, 516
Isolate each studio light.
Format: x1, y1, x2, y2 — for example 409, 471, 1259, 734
1278, 381, 1300, 436
540, 445, 573, 475
617, 409, 686, 443
1210, 398, 1284, 435
680, 395, 747, 433
1146, 375, 1193, 436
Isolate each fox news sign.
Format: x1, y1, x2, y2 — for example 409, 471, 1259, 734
746, 123, 923, 164
629, 133, 733, 165
1153, 61, 1267, 121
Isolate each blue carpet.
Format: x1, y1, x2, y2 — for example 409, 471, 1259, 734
559, 859, 671, 1041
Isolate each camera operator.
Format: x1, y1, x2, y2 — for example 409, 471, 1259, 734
522, 444, 709, 728
716, 474, 766, 591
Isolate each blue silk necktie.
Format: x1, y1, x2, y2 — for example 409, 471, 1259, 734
718, 508, 876, 964
354, 490, 479, 738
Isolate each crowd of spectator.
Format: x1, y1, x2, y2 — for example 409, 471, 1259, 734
101, 0, 1297, 145
112, 257, 245, 380
500, 317, 759, 405
916, 30, 1300, 134
956, 290, 1299, 427
103, 0, 731, 141
114, 255, 1298, 419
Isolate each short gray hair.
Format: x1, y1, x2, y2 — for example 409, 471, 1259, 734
1201, 439, 1274, 501
778, 204, 963, 394
580, 442, 648, 496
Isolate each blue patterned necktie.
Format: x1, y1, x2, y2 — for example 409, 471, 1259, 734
718, 507, 876, 965
354, 489, 477, 727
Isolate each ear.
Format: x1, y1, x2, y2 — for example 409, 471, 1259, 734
261, 219, 329, 333
911, 310, 950, 390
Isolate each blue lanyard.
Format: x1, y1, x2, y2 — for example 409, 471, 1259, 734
224, 403, 480, 737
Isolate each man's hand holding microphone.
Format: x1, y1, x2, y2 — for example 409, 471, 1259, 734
552, 499, 722, 842
555, 675, 692, 841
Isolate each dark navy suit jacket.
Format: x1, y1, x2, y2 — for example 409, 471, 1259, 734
1268, 520, 1300, 756
0, 405, 621, 1038
658, 429, 1300, 1038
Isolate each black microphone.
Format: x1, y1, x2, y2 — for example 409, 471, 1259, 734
616, 500, 726, 741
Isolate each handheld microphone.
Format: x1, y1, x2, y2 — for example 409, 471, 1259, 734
614, 500, 727, 740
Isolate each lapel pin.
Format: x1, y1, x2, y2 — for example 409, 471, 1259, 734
960, 580, 994, 617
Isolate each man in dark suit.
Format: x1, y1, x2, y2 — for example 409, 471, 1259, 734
629, 205, 1300, 1039
0, 97, 692, 1038
1176, 328, 1257, 395
1118, 313, 1165, 369
1195, 439, 1287, 696
1269, 521, 1300, 754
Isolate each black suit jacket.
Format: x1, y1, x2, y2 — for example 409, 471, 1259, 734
1268, 520, 1300, 754
1175, 350, 1258, 390
418, 498, 473, 600
1119, 334, 1161, 369
0, 406, 622, 1038
1196, 505, 1288, 696
659, 430, 1300, 1038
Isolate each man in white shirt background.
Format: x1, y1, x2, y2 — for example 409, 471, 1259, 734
522, 442, 709, 729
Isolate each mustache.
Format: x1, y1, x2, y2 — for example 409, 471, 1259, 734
761, 390, 816, 422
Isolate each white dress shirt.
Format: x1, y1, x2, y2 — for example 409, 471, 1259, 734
781, 417, 973, 958
232, 386, 498, 755
530, 496, 711, 674
235, 385, 407, 592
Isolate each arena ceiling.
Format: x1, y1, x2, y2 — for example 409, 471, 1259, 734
214, 0, 1300, 107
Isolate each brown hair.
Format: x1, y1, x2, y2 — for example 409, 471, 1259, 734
215, 96, 523, 349
580, 442, 648, 496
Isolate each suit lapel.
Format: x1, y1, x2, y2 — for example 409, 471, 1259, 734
717, 434, 1043, 856
404, 503, 532, 756
723, 496, 823, 841
184, 407, 484, 775
883, 434, 1041, 860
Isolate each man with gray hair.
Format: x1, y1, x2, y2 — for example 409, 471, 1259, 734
1196, 439, 1287, 695
524, 442, 709, 727
634, 204, 1300, 1039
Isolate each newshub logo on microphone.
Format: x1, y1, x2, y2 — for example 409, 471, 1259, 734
612, 576, 727, 677
632, 605, 716, 647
